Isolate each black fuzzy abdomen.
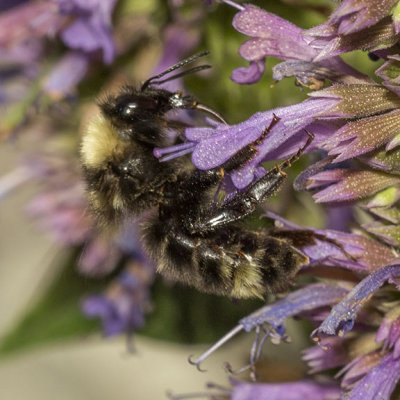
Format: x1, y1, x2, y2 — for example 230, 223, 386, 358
142, 216, 309, 299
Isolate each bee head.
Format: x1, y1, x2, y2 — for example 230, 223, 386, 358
99, 86, 174, 142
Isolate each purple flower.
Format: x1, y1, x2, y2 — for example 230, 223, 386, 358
0, 1, 59, 48
322, 0, 397, 35
308, 169, 400, 204
313, 264, 400, 339
265, 211, 394, 272
56, 0, 117, 64
376, 305, 400, 358
43, 51, 89, 98
78, 233, 121, 277
156, 96, 339, 190
303, 337, 351, 373
82, 261, 153, 336
344, 353, 400, 400
222, 3, 368, 85
321, 109, 400, 162
304, 0, 400, 61
230, 4, 315, 83
338, 351, 383, 389
189, 283, 349, 371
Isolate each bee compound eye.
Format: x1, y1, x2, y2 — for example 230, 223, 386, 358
121, 102, 137, 117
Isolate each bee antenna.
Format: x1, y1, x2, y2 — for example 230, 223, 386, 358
141, 51, 211, 91
147, 65, 211, 87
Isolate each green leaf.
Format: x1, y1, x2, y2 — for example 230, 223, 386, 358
141, 277, 263, 344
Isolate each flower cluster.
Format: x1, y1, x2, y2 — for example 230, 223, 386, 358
165, 0, 400, 399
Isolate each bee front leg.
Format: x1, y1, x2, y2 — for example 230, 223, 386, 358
188, 132, 314, 235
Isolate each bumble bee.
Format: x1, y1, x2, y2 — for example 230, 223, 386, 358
81, 52, 314, 299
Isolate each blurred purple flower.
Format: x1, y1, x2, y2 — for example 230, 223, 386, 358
0, 0, 118, 107
56, 0, 117, 64
231, 379, 340, 400
303, 336, 351, 374
0, 0, 28, 13
43, 51, 90, 99
83, 262, 153, 336
0, 1, 59, 48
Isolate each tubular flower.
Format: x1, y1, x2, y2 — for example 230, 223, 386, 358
160, 2, 400, 399
304, 0, 400, 61
224, 2, 368, 85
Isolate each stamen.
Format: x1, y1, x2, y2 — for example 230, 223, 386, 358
221, 0, 245, 11
160, 147, 195, 162
153, 142, 196, 160
188, 324, 243, 371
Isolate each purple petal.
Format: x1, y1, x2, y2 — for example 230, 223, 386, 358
232, 5, 305, 42
78, 233, 120, 276
188, 97, 338, 189
265, 211, 395, 272
303, 337, 350, 373
322, 109, 400, 162
331, 0, 397, 35
313, 263, 400, 339
43, 51, 89, 98
376, 306, 400, 357
310, 169, 400, 203
339, 351, 383, 389
231, 380, 340, 400
58, 0, 117, 63
231, 60, 265, 84
312, 17, 399, 62
346, 353, 400, 400
310, 84, 400, 118
82, 263, 152, 336
240, 283, 349, 333
0, 1, 59, 47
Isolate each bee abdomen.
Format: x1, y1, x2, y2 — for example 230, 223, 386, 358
142, 218, 308, 299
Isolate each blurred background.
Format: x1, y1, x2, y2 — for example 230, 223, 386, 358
0, 0, 381, 398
